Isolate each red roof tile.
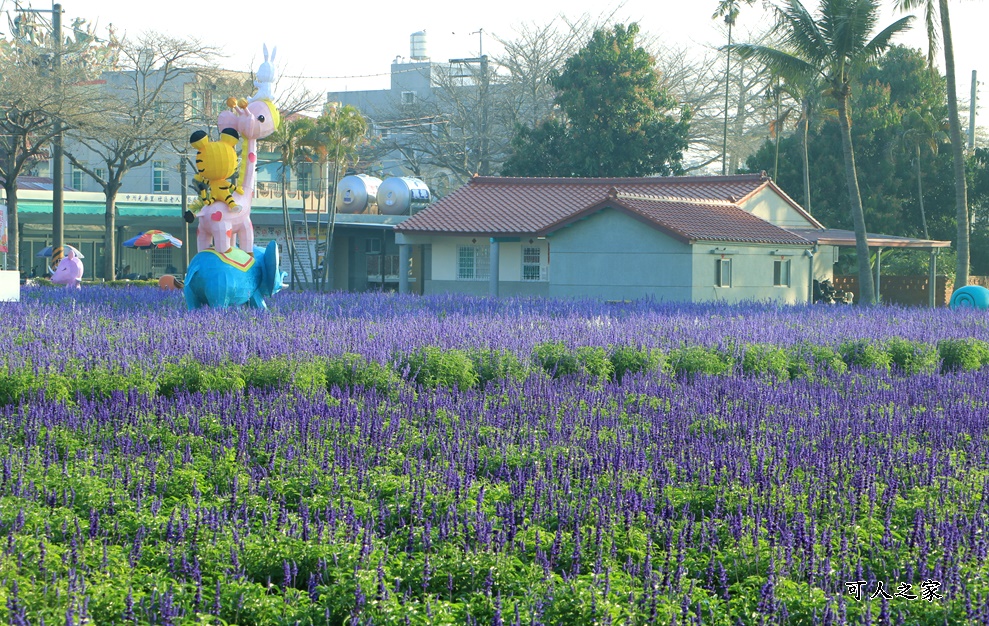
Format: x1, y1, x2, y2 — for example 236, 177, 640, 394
553, 193, 812, 246
396, 174, 815, 238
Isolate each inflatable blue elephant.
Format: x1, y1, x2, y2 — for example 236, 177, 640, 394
183, 240, 286, 310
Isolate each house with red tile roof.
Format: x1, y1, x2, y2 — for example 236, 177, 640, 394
394, 173, 835, 303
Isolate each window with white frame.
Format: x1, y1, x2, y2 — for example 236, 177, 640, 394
715, 258, 732, 288
774, 259, 791, 287
458, 245, 490, 281
189, 90, 205, 121
94, 168, 105, 183
152, 160, 169, 193
522, 246, 547, 281
70, 167, 84, 190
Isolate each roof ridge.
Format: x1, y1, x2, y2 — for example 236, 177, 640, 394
471, 173, 767, 185
614, 192, 742, 207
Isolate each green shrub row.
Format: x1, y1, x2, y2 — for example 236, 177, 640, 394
0, 353, 402, 406
31, 278, 162, 288
1, 338, 987, 405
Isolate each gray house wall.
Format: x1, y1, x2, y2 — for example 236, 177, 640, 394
547, 209, 694, 301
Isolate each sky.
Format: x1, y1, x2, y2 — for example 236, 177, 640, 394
1, 0, 986, 134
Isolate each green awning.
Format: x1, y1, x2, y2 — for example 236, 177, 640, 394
17, 200, 178, 217
16, 200, 283, 218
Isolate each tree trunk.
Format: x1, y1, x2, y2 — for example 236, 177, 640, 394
103, 189, 118, 281
940, 0, 969, 287
722, 20, 732, 176
2, 180, 18, 272
915, 145, 929, 240
311, 160, 326, 288
801, 100, 811, 214
321, 151, 342, 292
836, 94, 876, 305
773, 80, 781, 180
280, 163, 298, 290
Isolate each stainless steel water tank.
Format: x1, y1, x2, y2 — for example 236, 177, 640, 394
336, 174, 382, 213
376, 177, 431, 215
410, 31, 428, 61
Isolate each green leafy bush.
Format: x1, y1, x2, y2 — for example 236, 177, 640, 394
401, 347, 479, 389
786, 343, 848, 380
467, 348, 527, 385
575, 346, 614, 382
158, 358, 246, 396
741, 344, 790, 379
669, 346, 733, 378
609, 345, 664, 383
839, 340, 892, 371
532, 341, 579, 378
326, 353, 402, 394
0, 367, 73, 404
72, 365, 158, 399
244, 356, 328, 395
885, 337, 939, 375
937, 338, 989, 372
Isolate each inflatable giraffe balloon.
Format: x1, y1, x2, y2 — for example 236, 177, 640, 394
186, 44, 280, 255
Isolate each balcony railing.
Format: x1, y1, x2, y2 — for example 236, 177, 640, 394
254, 181, 321, 200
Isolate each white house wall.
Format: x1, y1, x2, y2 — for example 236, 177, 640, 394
547, 209, 694, 301
740, 188, 818, 229
815, 246, 838, 282
691, 245, 811, 304
425, 237, 550, 296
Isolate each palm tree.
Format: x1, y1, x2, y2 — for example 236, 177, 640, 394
713, 0, 756, 175
894, 0, 969, 288
262, 115, 315, 288
893, 108, 947, 239
306, 105, 368, 291
734, 0, 912, 304
770, 72, 827, 214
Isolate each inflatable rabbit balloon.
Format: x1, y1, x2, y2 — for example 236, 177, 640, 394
250, 44, 276, 103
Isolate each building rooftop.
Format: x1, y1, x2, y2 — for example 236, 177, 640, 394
396, 174, 819, 245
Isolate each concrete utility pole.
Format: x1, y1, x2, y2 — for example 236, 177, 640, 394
449, 53, 490, 175
52, 3, 63, 262
180, 152, 189, 270
18, 3, 64, 263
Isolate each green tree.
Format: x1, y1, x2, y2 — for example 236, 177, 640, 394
734, 0, 912, 304
893, 108, 947, 239
262, 115, 315, 288
303, 104, 367, 291
745, 46, 954, 250
713, 0, 757, 175
502, 23, 690, 178
894, 0, 970, 288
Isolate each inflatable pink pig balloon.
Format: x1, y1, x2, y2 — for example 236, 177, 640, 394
51, 249, 84, 289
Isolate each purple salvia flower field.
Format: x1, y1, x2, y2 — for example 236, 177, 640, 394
0, 287, 987, 624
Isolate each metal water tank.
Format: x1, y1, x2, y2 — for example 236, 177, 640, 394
376, 177, 431, 215
410, 31, 428, 61
336, 174, 382, 213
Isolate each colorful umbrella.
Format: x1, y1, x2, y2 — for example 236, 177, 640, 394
123, 230, 183, 249
36, 244, 84, 259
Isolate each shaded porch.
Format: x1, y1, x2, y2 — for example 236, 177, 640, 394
790, 228, 952, 306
